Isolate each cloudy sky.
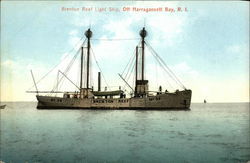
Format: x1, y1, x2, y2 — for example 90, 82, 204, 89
1, 1, 249, 102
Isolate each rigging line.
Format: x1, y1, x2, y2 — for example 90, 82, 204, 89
124, 54, 136, 81
50, 71, 60, 96
119, 73, 134, 92
124, 59, 135, 83
27, 37, 86, 91
61, 53, 77, 79
36, 37, 86, 93
90, 54, 94, 89
147, 46, 177, 90
126, 60, 136, 86
124, 44, 140, 79
145, 43, 174, 89
132, 66, 135, 91
123, 61, 136, 90
145, 45, 175, 90
121, 48, 136, 76
76, 57, 81, 91
61, 42, 85, 76
52, 47, 81, 92
56, 56, 78, 92
149, 44, 185, 89
58, 70, 80, 90
63, 45, 83, 75
154, 49, 186, 89
120, 40, 141, 76
154, 54, 159, 88
57, 49, 80, 90
126, 55, 136, 82
90, 48, 111, 91
56, 71, 59, 95
51, 70, 59, 95
145, 42, 186, 89
91, 38, 140, 41
40, 38, 85, 93
50, 42, 83, 94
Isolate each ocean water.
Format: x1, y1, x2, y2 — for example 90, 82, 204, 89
0, 102, 249, 163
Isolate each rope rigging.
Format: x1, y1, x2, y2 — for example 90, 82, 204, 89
28, 31, 187, 94
123, 59, 136, 91
28, 34, 115, 94
51, 47, 81, 94
123, 54, 136, 82
145, 43, 175, 90
145, 41, 186, 90
27, 36, 86, 91
121, 48, 136, 76
92, 38, 140, 41
91, 48, 111, 91
120, 41, 143, 91
76, 56, 81, 91
119, 39, 186, 92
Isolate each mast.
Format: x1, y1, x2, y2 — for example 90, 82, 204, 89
140, 27, 147, 80
135, 46, 138, 95
80, 46, 83, 89
85, 28, 92, 89
135, 46, 138, 82
30, 70, 39, 95
135, 27, 148, 97
98, 72, 101, 91
135, 46, 138, 96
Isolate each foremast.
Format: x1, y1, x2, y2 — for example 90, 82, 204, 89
78, 28, 123, 99
135, 27, 149, 97
80, 28, 93, 98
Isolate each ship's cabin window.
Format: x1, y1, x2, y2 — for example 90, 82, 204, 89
118, 99, 128, 103
149, 97, 161, 101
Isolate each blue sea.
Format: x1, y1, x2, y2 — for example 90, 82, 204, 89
0, 102, 249, 163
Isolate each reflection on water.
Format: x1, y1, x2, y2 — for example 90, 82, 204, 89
0, 102, 249, 163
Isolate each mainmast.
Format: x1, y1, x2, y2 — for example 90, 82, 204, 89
135, 27, 148, 97
79, 28, 92, 98
85, 28, 92, 89
140, 27, 147, 80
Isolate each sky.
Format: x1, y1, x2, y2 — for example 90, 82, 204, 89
0, 1, 249, 102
